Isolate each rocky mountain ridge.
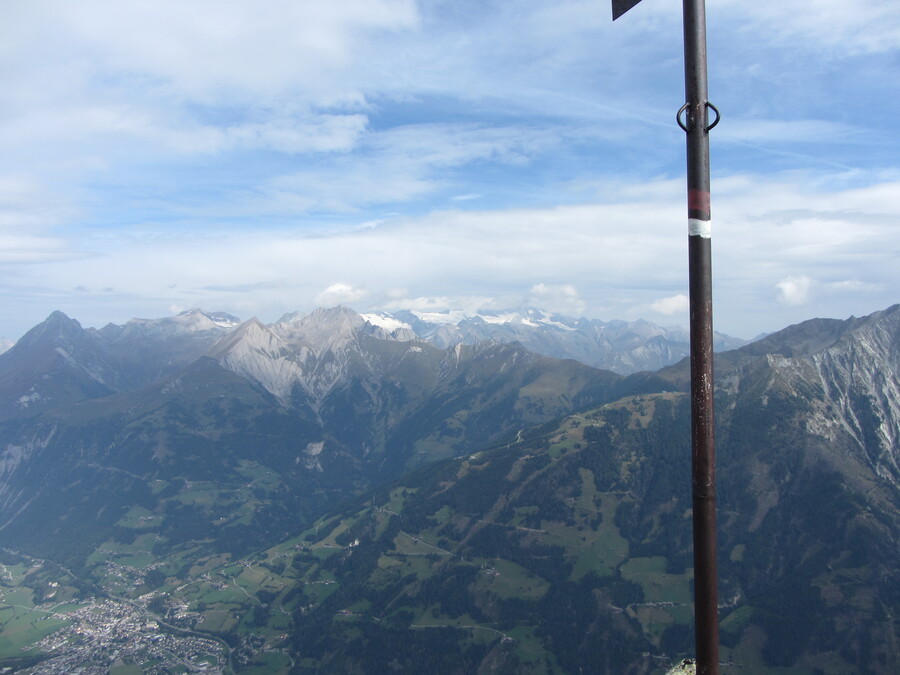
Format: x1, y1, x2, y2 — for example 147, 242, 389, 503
373, 307, 747, 373
0, 305, 740, 419
713, 304, 899, 491
0, 305, 625, 569
0, 303, 897, 673
1, 305, 748, 397
266, 304, 900, 673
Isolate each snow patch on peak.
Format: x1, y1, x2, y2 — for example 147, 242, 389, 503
530, 312, 578, 331
124, 309, 240, 335
275, 305, 418, 354
361, 313, 412, 333
174, 309, 241, 331
409, 309, 469, 325
421, 308, 579, 332
477, 312, 520, 326
206, 312, 242, 328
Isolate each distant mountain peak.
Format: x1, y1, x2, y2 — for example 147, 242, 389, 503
0, 311, 116, 413
305, 305, 365, 325
275, 310, 305, 326
5, 311, 99, 363
209, 317, 273, 356
23, 310, 84, 341
171, 309, 241, 331
364, 306, 745, 374
277, 306, 369, 356
360, 312, 413, 334
209, 318, 302, 400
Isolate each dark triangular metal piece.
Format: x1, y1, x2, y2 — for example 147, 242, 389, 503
612, 0, 643, 20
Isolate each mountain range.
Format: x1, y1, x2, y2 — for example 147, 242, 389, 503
273, 304, 900, 673
361, 308, 747, 374
0, 305, 747, 377
0, 304, 897, 673
0, 306, 627, 567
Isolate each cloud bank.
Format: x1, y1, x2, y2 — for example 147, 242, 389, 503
1, 0, 898, 340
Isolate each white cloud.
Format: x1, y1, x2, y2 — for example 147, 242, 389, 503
4, 0, 420, 101
3, 169, 898, 339
719, 119, 862, 145
1, 1, 899, 342
7, 111, 360, 169
259, 156, 437, 215
314, 283, 370, 307
827, 279, 885, 294
0, 235, 79, 264
382, 296, 500, 318
0, 176, 75, 230
527, 284, 586, 315
718, 0, 900, 56
776, 275, 814, 306
650, 294, 689, 316
182, 113, 371, 156
218, 122, 563, 215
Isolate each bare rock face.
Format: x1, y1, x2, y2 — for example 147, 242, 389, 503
666, 660, 696, 675
805, 306, 900, 486
717, 305, 900, 491
209, 318, 306, 400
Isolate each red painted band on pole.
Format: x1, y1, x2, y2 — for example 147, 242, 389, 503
688, 189, 710, 215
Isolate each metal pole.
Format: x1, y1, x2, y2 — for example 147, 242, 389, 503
680, 0, 720, 672
611, 1, 720, 668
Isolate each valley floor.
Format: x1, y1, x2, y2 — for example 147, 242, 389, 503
0, 555, 235, 674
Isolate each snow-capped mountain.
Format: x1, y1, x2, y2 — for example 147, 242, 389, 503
0, 305, 750, 416
365, 307, 747, 374
204, 305, 747, 404
209, 307, 427, 402
94, 309, 241, 390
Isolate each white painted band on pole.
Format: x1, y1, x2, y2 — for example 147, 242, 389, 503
689, 218, 711, 238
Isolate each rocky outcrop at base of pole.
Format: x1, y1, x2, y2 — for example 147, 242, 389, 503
667, 659, 697, 674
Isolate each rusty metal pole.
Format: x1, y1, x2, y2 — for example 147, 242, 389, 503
613, 1, 720, 672
680, 0, 720, 672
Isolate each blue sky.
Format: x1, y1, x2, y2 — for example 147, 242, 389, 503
1, 0, 898, 341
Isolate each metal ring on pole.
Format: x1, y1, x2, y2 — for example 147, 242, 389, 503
678, 102, 720, 133
705, 101, 720, 132
676, 103, 691, 132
